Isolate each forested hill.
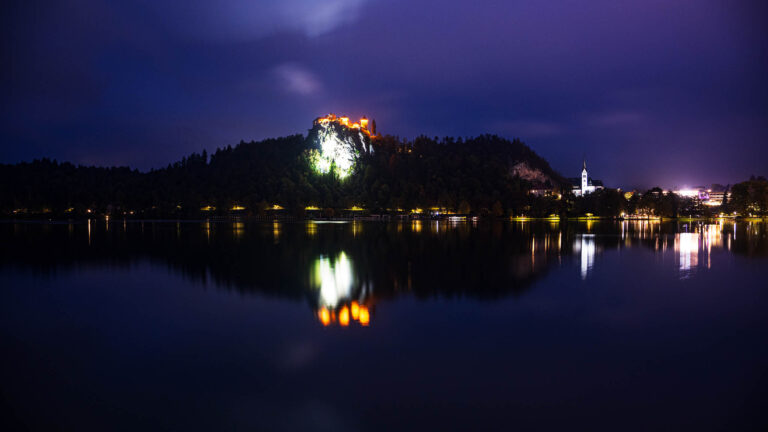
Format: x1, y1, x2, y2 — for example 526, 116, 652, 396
0, 133, 568, 217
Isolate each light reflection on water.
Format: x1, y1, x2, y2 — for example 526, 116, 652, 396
294, 220, 762, 322
677, 232, 699, 276
1, 219, 767, 430
2, 219, 765, 324
306, 221, 317, 237
312, 252, 353, 308
575, 234, 596, 280
411, 219, 422, 233
675, 223, 728, 278
311, 252, 372, 326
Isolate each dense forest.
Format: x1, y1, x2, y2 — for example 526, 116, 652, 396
1, 129, 766, 219
0, 132, 566, 217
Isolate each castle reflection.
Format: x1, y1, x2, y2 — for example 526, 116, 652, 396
311, 252, 372, 326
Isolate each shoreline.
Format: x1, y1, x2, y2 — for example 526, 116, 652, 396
1, 216, 765, 224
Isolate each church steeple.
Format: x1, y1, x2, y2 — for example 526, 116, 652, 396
582, 158, 587, 171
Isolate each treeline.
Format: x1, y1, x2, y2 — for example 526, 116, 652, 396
567, 179, 768, 218
0, 133, 566, 217
728, 177, 768, 216
1, 132, 765, 218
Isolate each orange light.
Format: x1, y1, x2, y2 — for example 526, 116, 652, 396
350, 301, 360, 320
316, 114, 375, 135
339, 306, 350, 326
318, 307, 331, 326
358, 306, 370, 326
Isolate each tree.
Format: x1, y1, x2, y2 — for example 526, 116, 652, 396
720, 186, 730, 213
458, 200, 471, 215
492, 201, 504, 217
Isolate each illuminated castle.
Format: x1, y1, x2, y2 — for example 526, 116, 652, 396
313, 113, 377, 137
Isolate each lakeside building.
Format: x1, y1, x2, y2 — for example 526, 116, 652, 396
707, 191, 730, 206
569, 160, 604, 197
673, 186, 731, 206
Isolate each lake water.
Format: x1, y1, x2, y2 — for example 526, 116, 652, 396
1, 219, 767, 431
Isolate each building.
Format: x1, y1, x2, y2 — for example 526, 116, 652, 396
672, 186, 731, 206
706, 190, 730, 207
569, 160, 604, 197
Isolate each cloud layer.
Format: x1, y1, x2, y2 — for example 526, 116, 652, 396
1, 0, 766, 188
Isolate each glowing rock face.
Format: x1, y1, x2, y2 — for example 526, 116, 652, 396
318, 124, 356, 177
309, 120, 372, 179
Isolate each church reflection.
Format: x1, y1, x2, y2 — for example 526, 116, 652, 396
575, 234, 596, 280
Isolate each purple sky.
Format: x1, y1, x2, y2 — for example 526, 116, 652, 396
1, 0, 766, 189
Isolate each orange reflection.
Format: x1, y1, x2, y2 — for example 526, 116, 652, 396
318, 307, 331, 326
359, 306, 370, 326
411, 220, 422, 233
338, 306, 350, 326
316, 302, 372, 327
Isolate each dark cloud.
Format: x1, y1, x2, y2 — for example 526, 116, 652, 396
1, 0, 766, 188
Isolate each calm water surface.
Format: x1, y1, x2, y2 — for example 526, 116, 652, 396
1, 220, 767, 431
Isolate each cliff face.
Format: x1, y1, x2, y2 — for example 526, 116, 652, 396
307, 120, 373, 178
510, 160, 564, 189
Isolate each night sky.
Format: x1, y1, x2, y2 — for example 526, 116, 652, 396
2, 0, 766, 189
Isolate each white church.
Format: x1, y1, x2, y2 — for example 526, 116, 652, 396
570, 160, 604, 197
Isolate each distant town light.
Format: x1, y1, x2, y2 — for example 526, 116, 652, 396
674, 189, 700, 198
